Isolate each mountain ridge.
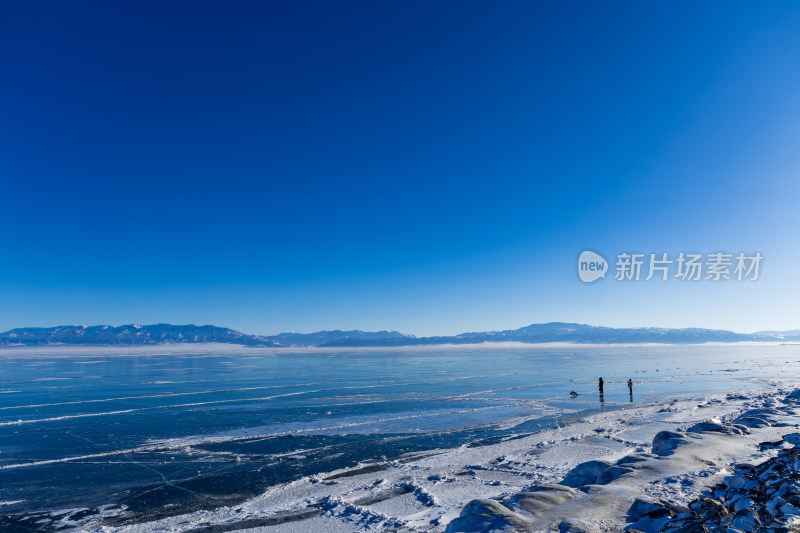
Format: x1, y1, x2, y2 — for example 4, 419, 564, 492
0, 322, 798, 347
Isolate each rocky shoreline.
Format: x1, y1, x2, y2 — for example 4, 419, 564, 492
628, 432, 800, 532
445, 389, 800, 532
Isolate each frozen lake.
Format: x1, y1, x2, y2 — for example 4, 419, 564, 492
0, 343, 797, 530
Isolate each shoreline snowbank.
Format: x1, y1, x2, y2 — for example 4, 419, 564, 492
93, 384, 800, 532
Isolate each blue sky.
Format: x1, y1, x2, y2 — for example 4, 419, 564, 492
2, 2, 800, 336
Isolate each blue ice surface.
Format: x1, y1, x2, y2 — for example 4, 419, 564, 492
0, 343, 795, 528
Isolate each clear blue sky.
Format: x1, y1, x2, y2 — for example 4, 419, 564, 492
2, 2, 800, 336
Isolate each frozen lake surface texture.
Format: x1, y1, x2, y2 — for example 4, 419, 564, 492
1, 343, 798, 531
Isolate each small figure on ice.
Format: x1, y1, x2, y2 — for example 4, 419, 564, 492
627, 378, 633, 393
598, 377, 604, 393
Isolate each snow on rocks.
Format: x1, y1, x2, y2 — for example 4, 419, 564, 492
628, 433, 800, 532
651, 430, 697, 456
443, 498, 530, 532
686, 421, 749, 435
444, 484, 579, 532
450, 389, 800, 532
561, 455, 650, 488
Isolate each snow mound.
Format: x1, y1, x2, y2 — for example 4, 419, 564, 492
443, 499, 529, 532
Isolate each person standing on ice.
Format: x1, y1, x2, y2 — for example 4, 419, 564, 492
598, 377, 604, 393
627, 379, 633, 392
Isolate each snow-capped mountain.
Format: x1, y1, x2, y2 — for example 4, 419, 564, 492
0, 324, 281, 347
0, 322, 797, 347
319, 322, 800, 346
0, 324, 410, 347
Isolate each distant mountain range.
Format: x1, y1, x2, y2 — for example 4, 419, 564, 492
1, 322, 799, 347
0, 324, 413, 348
0, 324, 282, 347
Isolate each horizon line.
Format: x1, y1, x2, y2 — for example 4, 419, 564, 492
2, 321, 798, 337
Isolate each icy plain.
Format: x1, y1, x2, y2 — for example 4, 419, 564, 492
1, 343, 799, 531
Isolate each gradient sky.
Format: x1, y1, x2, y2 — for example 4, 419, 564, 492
2, 1, 800, 336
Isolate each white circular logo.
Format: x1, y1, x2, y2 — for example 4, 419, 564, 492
578, 250, 607, 283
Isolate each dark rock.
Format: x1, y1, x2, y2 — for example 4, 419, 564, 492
627, 498, 674, 522
557, 520, 590, 532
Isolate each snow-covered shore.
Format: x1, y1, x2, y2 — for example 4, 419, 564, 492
87, 383, 800, 533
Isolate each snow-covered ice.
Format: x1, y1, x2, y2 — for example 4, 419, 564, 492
3, 343, 800, 531
95, 386, 800, 532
